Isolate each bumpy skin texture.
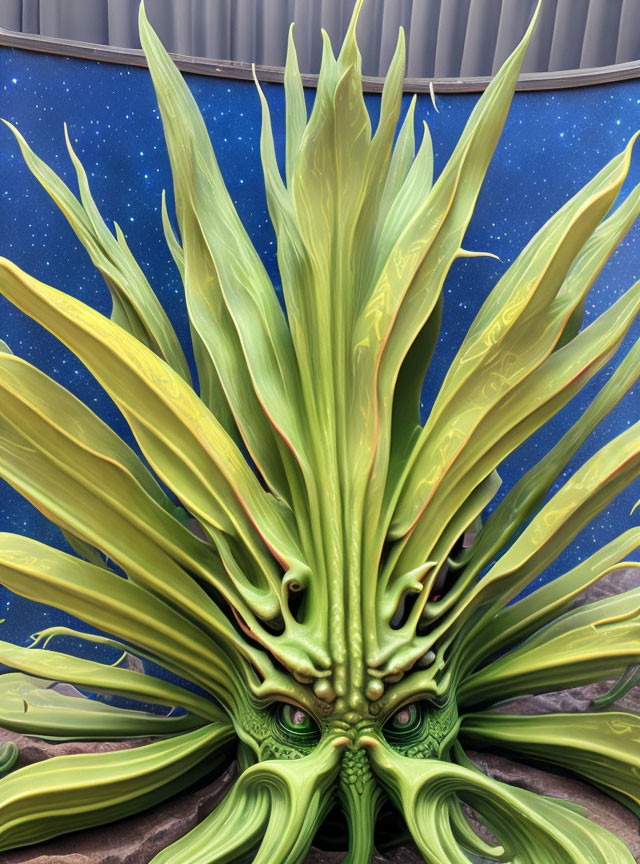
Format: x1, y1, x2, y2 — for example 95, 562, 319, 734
0, 0, 639, 862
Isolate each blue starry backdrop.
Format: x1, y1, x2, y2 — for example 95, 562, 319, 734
0, 44, 639, 665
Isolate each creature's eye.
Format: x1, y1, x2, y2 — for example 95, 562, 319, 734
382, 702, 423, 744
276, 703, 321, 745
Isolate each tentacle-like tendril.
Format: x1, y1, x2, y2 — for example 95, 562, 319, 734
368, 738, 635, 864
150, 740, 340, 864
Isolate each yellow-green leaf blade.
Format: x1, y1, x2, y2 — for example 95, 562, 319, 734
0, 723, 232, 851
0, 672, 203, 740
4, 120, 191, 383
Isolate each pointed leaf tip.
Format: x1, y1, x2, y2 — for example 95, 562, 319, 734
321, 28, 335, 55
138, 0, 155, 43
347, 0, 366, 35
338, 0, 366, 68
527, 0, 543, 40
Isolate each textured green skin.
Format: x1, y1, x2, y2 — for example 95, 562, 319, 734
237, 696, 459, 762
386, 699, 459, 760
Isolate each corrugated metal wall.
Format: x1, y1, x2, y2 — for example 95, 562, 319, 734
1, 0, 639, 77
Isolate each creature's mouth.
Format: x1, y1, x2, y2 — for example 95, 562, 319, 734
311, 792, 411, 854
311, 801, 350, 852
373, 797, 414, 852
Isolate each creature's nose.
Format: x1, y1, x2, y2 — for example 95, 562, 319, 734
332, 734, 378, 750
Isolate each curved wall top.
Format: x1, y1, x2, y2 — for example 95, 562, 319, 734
1, 27, 640, 92
0, 34, 639, 648
2, 0, 640, 78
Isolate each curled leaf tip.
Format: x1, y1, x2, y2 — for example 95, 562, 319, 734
429, 81, 439, 113
458, 248, 502, 262
251, 62, 262, 95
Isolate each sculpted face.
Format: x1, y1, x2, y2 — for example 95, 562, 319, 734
228, 557, 465, 857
